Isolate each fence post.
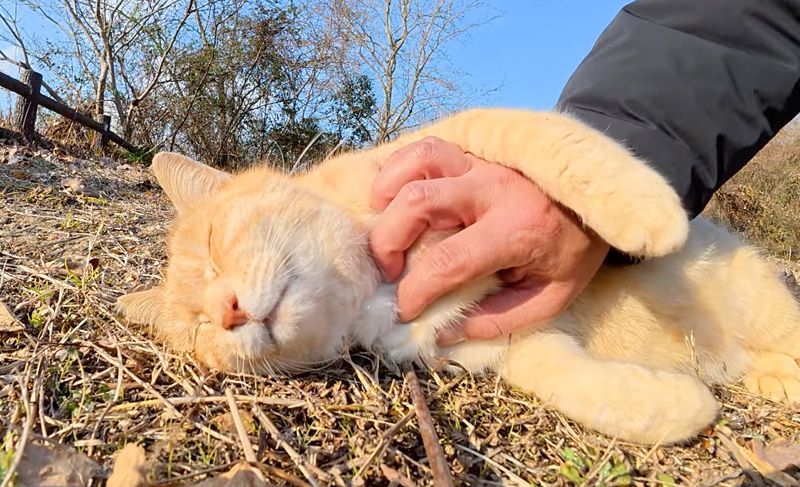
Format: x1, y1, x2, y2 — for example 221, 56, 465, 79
94, 114, 111, 151
13, 69, 42, 142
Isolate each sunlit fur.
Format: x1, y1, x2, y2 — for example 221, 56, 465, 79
118, 108, 800, 445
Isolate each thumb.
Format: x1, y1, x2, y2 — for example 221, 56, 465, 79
436, 281, 571, 345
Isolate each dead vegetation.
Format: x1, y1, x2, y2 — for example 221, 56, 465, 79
704, 123, 800, 264
1, 131, 800, 486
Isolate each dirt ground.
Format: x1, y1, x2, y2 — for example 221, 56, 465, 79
1, 135, 800, 487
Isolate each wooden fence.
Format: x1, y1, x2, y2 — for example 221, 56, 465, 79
0, 69, 139, 153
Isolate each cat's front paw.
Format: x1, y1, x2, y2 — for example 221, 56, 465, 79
743, 353, 800, 403
378, 322, 426, 363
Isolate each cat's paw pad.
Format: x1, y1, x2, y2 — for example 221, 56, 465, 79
743, 353, 800, 403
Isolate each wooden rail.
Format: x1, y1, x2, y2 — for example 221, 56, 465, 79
0, 69, 139, 153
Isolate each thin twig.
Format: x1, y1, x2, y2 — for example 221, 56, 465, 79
354, 410, 416, 480
454, 444, 530, 487
354, 367, 467, 480
225, 388, 258, 463
403, 364, 454, 487
253, 405, 323, 487
150, 461, 237, 485
86, 342, 235, 444
698, 470, 744, 487
224, 388, 268, 484
110, 394, 305, 411
0, 363, 35, 487
581, 438, 617, 485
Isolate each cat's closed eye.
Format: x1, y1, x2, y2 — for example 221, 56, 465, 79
206, 226, 222, 279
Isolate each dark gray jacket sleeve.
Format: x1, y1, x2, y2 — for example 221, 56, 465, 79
556, 0, 800, 219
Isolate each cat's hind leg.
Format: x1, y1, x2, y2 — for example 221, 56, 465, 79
743, 352, 800, 403
742, 284, 800, 403
501, 331, 719, 445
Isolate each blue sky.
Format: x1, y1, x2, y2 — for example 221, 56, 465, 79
1, 0, 631, 114
450, 0, 630, 110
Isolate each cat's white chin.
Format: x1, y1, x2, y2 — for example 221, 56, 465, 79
355, 283, 508, 375
225, 321, 277, 360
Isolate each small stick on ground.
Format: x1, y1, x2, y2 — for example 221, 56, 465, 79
403, 363, 454, 487
225, 388, 259, 464
88, 342, 235, 445
111, 395, 305, 412
0, 363, 35, 487
253, 404, 323, 487
225, 388, 269, 483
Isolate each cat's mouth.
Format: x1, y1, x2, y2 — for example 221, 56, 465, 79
261, 282, 290, 343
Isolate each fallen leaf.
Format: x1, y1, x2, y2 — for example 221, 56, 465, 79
752, 437, 800, 470
107, 443, 149, 487
212, 410, 255, 436
717, 428, 797, 487
0, 300, 24, 333
40, 255, 102, 277
380, 464, 417, 487
60, 178, 99, 197
15, 442, 101, 487
738, 441, 798, 487
656, 473, 677, 486
190, 463, 268, 487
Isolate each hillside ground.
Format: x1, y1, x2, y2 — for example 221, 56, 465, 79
1, 124, 799, 486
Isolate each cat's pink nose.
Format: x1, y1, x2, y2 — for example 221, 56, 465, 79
221, 294, 248, 331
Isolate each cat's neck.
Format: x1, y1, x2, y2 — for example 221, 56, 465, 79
351, 283, 398, 349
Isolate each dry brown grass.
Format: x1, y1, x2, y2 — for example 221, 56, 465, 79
1, 135, 800, 487
704, 123, 800, 263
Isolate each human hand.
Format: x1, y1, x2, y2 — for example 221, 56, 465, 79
369, 137, 610, 345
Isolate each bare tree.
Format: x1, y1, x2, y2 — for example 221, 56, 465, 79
317, 0, 497, 142
0, 2, 66, 102
7, 0, 195, 138
2, 0, 499, 166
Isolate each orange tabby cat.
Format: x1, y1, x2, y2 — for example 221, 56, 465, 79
119, 108, 800, 445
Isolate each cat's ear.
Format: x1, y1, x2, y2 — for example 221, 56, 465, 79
151, 152, 231, 213
117, 288, 163, 326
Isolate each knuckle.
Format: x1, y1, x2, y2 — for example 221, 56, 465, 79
414, 136, 452, 162
418, 135, 447, 152
427, 241, 469, 279
399, 180, 436, 209
383, 146, 408, 169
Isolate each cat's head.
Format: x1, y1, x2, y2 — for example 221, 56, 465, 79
118, 153, 380, 374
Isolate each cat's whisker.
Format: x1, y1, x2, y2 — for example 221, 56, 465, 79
260, 356, 279, 377
274, 354, 340, 374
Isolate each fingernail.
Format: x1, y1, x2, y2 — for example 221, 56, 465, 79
436, 327, 466, 347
